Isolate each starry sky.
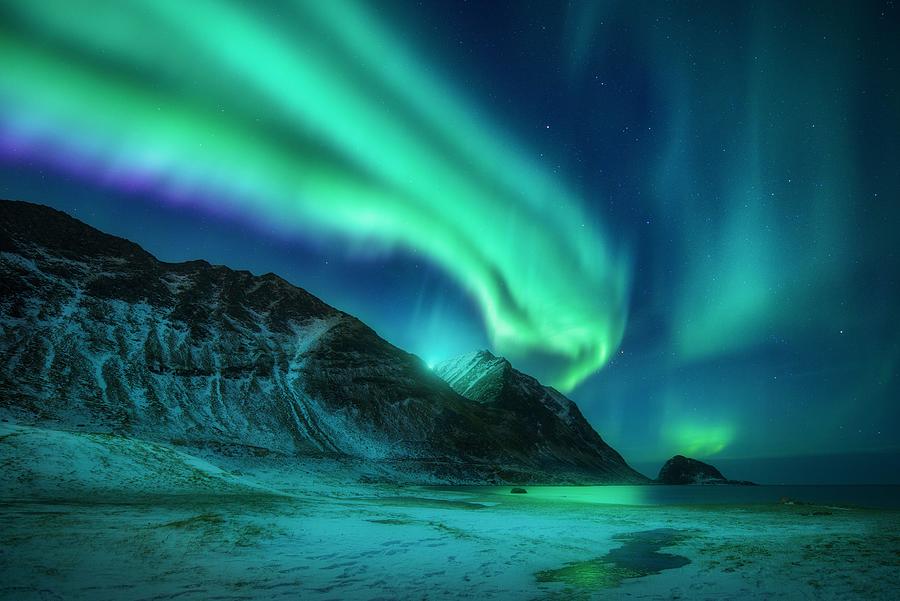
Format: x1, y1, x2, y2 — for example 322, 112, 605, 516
1, 1, 898, 483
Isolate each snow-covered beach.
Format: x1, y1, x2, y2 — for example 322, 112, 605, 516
2, 423, 898, 600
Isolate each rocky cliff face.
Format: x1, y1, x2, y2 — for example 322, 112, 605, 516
435, 351, 646, 482
0, 199, 640, 483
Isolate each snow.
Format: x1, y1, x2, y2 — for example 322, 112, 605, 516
2, 422, 898, 600
0, 422, 276, 499
433, 350, 504, 398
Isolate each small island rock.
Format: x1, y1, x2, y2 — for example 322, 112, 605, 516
657, 455, 754, 485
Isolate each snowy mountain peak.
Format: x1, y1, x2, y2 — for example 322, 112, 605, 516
433, 350, 510, 399
435, 350, 645, 480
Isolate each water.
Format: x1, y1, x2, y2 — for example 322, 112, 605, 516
441, 484, 900, 509
535, 528, 692, 589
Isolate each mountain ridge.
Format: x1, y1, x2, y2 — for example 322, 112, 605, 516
0, 199, 646, 484
435, 350, 638, 480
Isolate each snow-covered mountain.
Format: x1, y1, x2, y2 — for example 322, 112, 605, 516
436, 351, 643, 481
0, 199, 645, 483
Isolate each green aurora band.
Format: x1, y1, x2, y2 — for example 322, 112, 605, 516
0, 0, 631, 391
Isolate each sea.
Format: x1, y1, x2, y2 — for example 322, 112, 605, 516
442, 484, 900, 509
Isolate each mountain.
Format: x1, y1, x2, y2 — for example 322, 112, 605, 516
656, 455, 754, 485
435, 351, 645, 482
0, 199, 643, 484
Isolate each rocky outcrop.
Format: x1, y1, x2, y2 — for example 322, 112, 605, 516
0, 199, 639, 483
656, 455, 753, 485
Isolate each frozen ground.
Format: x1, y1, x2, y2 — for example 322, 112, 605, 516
1, 423, 898, 600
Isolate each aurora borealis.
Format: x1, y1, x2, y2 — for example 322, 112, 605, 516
1, 1, 898, 482
0, 0, 629, 394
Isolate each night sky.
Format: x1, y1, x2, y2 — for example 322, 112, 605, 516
1, 1, 898, 483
